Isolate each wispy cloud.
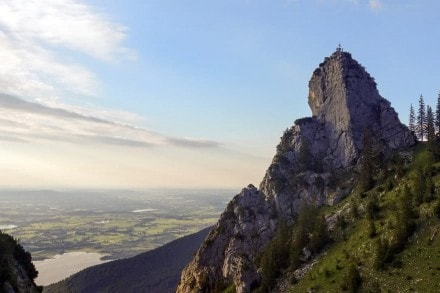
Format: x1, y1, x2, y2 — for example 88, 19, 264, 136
0, 0, 134, 101
0, 94, 220, 149
0, 1, 220, 152
166, 137, 221, 148
0, 0, 134, 61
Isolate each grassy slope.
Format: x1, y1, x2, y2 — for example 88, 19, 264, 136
289, 143, 440, 292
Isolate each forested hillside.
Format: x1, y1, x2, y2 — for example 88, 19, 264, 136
0, 231, 40, 292
257, 142, 440, 292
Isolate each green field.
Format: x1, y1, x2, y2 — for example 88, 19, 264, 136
0, 189, 234, 260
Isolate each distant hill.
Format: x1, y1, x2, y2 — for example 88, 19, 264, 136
45, 227, 211, 293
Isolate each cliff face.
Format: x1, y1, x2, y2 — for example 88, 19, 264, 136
177, 49, 416, 293
307, 50, 414, 169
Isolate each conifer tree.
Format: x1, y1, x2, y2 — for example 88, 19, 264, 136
417, 94, 426, 141
436, 91, 440, 133
290, 202, 316, 269
309, 215, 329, 254
409, 104, 416, 133
424, 176, 434, 203
358, 128, 377, 192
413, 167, 426, 205
373, 238, 388, 270
427, 105, 436, 141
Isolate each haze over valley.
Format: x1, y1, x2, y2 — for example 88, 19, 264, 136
0, 189, 233, 285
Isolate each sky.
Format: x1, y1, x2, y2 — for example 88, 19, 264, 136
0, 0, 439, 189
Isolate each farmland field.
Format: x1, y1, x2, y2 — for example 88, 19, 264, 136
0, 189, 235, 260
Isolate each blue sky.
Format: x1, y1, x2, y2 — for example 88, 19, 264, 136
0, 0, 438, 188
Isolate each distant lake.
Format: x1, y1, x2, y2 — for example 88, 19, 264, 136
0, 224, 17, 230
132, 208, 158, 213
34, 251, 109, 286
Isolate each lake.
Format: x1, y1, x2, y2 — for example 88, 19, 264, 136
34, 251, 109, 286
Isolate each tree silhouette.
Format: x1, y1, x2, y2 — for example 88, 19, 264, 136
358, 128, 377, 192
417, 94, 426, 141
409, 104, 416, 134
427, 105, 435, 142
436, 91, 440, 133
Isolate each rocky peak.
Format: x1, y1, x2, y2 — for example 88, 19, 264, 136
306, 49, 414, 169
177, 49, 416, 293
308, 50, 380, 120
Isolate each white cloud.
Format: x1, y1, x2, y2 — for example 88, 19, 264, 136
0, 0, 135, 101
0, 31, 99, 99
369, 0, 383, 11
0, 0, 134, 61
0, 94, 221, 149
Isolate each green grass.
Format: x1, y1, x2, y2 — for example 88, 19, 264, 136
287, 143, 440, 292
8, 211, 220, 260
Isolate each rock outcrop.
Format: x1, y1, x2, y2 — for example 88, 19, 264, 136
177, 49, 416, 293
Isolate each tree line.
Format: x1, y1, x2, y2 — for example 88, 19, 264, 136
408, 92, 440, 142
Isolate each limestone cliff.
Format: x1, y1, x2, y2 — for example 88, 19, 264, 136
177, 49, 416, 293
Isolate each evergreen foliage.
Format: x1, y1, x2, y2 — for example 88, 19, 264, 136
426, 105, 436, 143
258, 202, 330, 292
372, 238, 388, 270
417, 94, 426, 140
0, 231, 39, 292
258, 223, 289, 292
436, 91, 440, 133
341, 263, 362, 292
409, 104, 416, 134
413, 167, 426, 205
358, 128, 378, 193
367, 220, 376, 238
252, 138, 440, 292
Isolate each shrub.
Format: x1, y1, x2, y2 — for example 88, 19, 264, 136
341, 264, 361, 292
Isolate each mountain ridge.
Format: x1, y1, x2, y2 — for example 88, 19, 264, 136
177, 49, 416, 293
45, 227, 211, 293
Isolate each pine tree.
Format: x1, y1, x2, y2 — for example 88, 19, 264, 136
308, 215, 329, 254
427, 105, 436, 141
341, 263, 362, 292
358, 128, 377, 192
409, 104, 416, 133
436, 91, 440, 133
413, 167, 426, 205
372, 238, 388, 270
290, 202, 316, 269
417, 94, 426, 141
424, 177, 434, 203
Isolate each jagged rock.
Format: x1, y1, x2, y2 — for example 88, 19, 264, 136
177, 49, 416, 293
308, 50, 415, 169
177, 185, 276, 293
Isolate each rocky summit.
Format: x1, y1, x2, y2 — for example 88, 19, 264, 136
176, 49, 416, 293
